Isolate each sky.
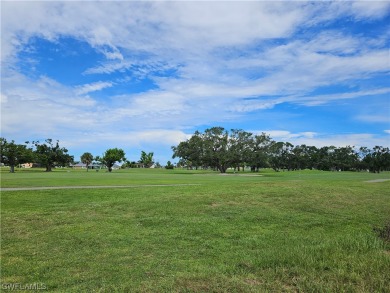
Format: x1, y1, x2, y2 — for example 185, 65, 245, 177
1, 1, 389, 164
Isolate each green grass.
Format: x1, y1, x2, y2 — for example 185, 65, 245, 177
1, 168, 390, 292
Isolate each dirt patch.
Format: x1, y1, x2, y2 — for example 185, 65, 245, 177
244, 278, 263, 286
210, 202, 221, 208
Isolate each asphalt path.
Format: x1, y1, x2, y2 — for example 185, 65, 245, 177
0, 184, 201, 191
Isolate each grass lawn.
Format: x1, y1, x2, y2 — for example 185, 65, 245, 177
1, 168, 390, 292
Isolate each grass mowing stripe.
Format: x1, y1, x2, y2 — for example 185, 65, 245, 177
0, 184, 201, 191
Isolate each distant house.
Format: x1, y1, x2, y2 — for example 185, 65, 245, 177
21, 163, 34, 168
112, 163, 121, 170
71, 163, 102, 169
132, 162, 143, 168
71, 163, 87, 169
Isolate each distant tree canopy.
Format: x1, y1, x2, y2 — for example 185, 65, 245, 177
32, 139, 74, 172
100, 148, 126, 172
172, 127, 390, 173
165, 160, 174, 169
0, 138, 34, 173
140, 151, 154, 168
172, 127, 273, 173
1, 138, 73, 172
80, 152, 94, 171
2, 132, 389, 174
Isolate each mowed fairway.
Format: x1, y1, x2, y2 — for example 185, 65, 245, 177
1, 169, 390, 292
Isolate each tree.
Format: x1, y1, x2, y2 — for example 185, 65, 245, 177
201, 127, 231, 173
165, 161, 174, 169
173, 127, 254, 173
172, 126, 390, 173
316, 146, 336, 171
247, 133, 273, 172
229, 129, 253, 171
0, 138, 33, 173
361, 146, 390, 173
140, 151, 154, 168
80, 152, 94, 171
101, 148, 126, 172
269, 142, 294, 171
305, 146, 319, 170
32, 139, 73, 172
332, 146, 358, 171
172, 131, 204, 169
290, 144, 307, 170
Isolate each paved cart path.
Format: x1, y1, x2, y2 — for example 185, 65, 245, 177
0, 184, 201, 191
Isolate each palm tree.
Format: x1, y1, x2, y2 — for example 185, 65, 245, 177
80, 152, 94, 171
140, 151, 154, 168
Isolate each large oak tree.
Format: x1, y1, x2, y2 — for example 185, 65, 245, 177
0, 138, 33, 173
101, 148, 126, 172
32, 139, 73, 172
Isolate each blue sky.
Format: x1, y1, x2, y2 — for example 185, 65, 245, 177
1, 1, 389, 164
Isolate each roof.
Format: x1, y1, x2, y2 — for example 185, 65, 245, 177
71, 163, 101, 167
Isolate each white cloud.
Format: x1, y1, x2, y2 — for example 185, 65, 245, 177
350, 1, 390, 19
255, 130, 318, 142
228, 87, 390, 113
301, 133, 390, 149
129, 129, 189, 146
1, 1, 389, 160
291, 88, 390, 107
305, 1, 390, 25
356, 115, 390, 123
0, 1, 307, 63
0, 93, 8, 104
63, 129, 189, 148
3, 2, 388, 99
75, 81, 114, 95
1, 71, 101, 136
254, 130, 389, 148
99, 46, 124, 61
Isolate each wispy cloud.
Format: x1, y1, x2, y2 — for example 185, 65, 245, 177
291, 88, 390, 107
1, 72, 100, 136
0, 93, 8, 104
230, 88, 390, 112
1, 1, 389, 161
356, 115, 390, 123
75, 81, 114, 95
256, 130, 389, 149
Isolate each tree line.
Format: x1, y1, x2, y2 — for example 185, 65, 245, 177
2, 130, 389, 174
172, 127, 390, 173
0, 138, 74, 173
0, 138, 157, 173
